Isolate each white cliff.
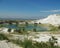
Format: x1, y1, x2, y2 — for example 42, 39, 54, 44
35, 14, 60, 26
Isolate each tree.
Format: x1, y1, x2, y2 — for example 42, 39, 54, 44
34, 23, 38, 27
33, 28, 37, 32
25, 22, 28, 26
9, 22, 12, 25
8, 28, 11, 32
15, 21, 19, 27
22, 27, 25, 31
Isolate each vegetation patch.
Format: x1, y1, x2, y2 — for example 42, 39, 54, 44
0, 34, 9, 40
10, 36, 60, 48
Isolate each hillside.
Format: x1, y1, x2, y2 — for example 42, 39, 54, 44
35, 14, 60, 26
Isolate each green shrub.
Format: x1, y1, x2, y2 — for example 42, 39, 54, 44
33, 28, 37, 32
0, 34, 9, 40
8, 28, 11, 32
49, 26, 59, 31
10, 39, 33, 48
10, 36, 60, 48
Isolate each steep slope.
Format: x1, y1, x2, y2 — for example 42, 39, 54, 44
35, 14, 60, 26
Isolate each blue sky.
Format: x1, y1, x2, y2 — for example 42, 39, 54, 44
0, 0, 60, 19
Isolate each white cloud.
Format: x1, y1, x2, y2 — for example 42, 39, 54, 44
40, 10, 60, 12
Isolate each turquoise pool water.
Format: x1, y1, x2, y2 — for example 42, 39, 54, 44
5, 24, 48, 31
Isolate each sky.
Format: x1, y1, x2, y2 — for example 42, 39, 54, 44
0, 0, 60, 19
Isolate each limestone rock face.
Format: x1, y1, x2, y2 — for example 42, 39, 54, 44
35, 14, 60, 26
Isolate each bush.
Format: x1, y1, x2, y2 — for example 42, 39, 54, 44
10, 36, 60, 48
8, 28, 11, 32
33, 28, 37, 32
0, 34, 9, 40
15, 39, 60, 48
10, 39, 33, 48
49, 27, 59, 31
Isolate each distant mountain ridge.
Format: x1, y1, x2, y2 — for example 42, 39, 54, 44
0, 16, 46, 20
0, 18, 38, 20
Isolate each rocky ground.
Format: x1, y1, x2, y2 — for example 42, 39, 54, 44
0, 31, 60, 48
0, 40, 22, 48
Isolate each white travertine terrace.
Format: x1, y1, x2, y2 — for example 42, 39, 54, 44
35, 14, 60, 26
